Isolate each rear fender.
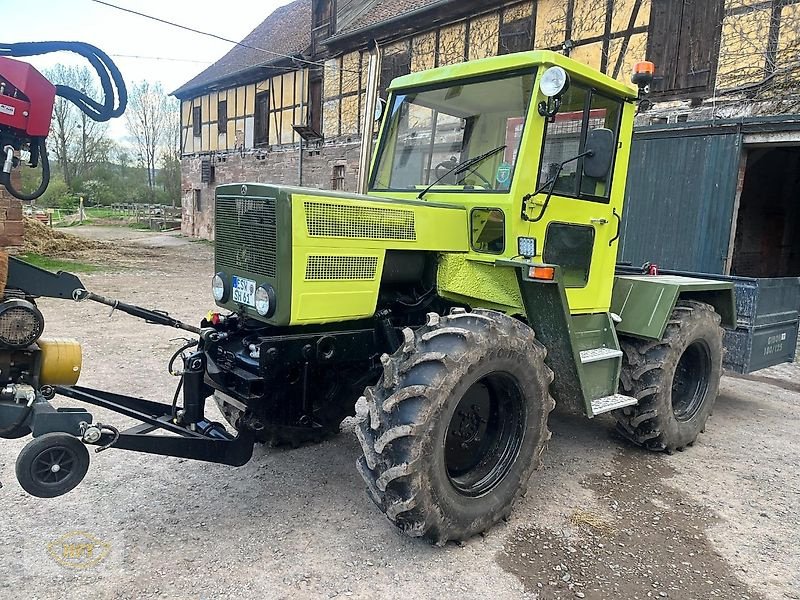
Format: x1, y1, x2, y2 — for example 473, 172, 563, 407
611, 275, 736, 341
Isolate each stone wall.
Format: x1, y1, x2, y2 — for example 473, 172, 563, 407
181, 140, 363, 240
0, 169, 24, 250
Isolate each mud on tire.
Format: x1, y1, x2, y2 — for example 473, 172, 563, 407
355, 308, 555, 545
615, 300, 724, 453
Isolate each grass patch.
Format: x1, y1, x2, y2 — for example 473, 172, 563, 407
19, 253, 103, 273
127, 222, 152, 230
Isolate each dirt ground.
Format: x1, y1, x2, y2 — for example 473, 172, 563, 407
0, 227, 798, 600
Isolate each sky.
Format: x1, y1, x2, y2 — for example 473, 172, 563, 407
3, 0, 295, 139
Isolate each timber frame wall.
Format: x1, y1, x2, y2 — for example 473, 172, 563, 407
180, 0, 800, 156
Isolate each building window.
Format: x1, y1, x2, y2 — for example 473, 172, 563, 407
331, 165, 345, 190
193, 189, 201, 212
309, 79, 322, 135
498, 16, 533, 55
647, 0, 723, 94
380, 42, 411, 98
218, 100, 227, 134
254, 91, 269, 146
192, 106, 201, 137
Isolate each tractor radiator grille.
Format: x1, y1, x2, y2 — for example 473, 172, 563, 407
305, 256, 378, 281
215, 195, 278, 279
304, 202, 416, 241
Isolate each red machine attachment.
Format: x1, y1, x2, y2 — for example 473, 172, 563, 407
0, 56, 56, 138
0, 42, 126, 200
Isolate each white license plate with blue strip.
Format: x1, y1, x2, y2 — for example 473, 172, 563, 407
232, 275, 256, 307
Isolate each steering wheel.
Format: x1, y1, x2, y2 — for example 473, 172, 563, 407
434, 158, 494, 189
434, 158, 458, 180
459, 168, 493, 188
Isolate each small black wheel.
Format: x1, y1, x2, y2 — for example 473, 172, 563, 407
615, 300, 724, 452
356, 308, 554, 544
15, 433, 90, 498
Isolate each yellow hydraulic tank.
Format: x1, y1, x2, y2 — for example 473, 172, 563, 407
37, 338, 82, 386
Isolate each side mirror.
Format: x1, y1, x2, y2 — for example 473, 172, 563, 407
583, 128, 615, 180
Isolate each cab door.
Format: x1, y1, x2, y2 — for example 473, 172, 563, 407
523, 83, 630, 314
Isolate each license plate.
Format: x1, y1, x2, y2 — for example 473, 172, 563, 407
231, 275, 256, 307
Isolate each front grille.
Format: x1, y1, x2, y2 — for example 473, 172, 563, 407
305, 201, 416, 240
305, 256, 378, 280
215, 195, 278, 279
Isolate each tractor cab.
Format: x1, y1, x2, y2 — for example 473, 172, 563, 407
369, 51, 638, 315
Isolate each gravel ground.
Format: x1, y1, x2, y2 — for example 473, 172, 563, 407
0, 227, 798, 600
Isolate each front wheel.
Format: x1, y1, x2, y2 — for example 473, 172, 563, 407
355, 308, 555, 545
615, 300, 724, 452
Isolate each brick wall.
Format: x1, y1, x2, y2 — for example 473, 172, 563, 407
181, 140, 363, 240
0, 169, 24, 250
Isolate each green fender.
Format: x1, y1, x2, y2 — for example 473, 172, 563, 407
611, 274, 737, 341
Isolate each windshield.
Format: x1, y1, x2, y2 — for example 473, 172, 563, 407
370, 69, 536, 193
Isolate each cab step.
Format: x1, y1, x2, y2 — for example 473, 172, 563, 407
590, 393, 638, 415
580, 347, 623, 364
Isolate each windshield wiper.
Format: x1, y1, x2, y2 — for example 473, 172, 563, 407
417, 144, 506, 199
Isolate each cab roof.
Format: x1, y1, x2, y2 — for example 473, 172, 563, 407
388, 50, 638, 100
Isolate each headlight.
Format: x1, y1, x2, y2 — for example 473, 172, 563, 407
254, 285, 276, 317
540, 66, 569, 97
212, 273, 226, 302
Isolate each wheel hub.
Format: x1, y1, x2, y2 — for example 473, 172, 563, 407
452, 403, 487, 446
444, 372, 525, 497
671, 340, 711, 422
33, 447, 74, 485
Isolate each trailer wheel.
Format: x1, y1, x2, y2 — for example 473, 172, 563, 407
15, 433, 90, 498
615, 300, 724, 453
355, 308, 554, 545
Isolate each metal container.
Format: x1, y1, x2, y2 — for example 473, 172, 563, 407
723, 276, 800, 373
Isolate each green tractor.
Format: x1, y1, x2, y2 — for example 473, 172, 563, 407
207, 50, 735, 544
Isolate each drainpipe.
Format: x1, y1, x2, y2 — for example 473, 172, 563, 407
291, 56, 307, 187
357, 41, 382, 195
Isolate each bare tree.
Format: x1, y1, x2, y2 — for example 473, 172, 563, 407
44, 64, 110, 185
157, 99, 182, 206
125, 81, 171, 191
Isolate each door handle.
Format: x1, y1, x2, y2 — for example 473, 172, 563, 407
609, 208, 621, 247
590, 218, 608, 225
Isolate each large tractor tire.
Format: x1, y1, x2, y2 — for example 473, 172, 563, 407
355, 308, 555, 545
615, 300, 724, 453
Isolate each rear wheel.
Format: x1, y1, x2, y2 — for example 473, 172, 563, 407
355, 308, 554, 544
615, 300, 724, 452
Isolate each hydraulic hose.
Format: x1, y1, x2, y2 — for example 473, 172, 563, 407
1, 139, 50, 201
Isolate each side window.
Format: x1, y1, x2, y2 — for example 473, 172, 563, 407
538, 85, 589, 198
543, 223, 595, 288
471, 208, 505, 254
580, 93, 622, 198
538, 87, 622, 202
